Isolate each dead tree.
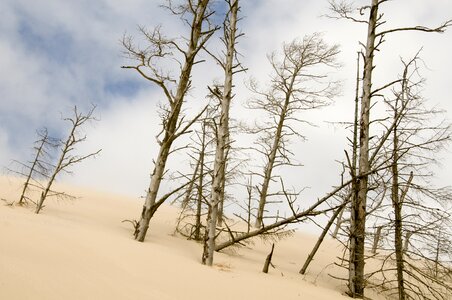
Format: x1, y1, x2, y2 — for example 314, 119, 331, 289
262, 243, 275, 273
248, 33, 340, 228
174, 112, 214, 241
122, 0, 219, 242
215, 179, 352, 252
35, 106, 101, 214
333, 51, 361, 242
371, 226, 383, 254
300, 200, 348, 275
11, 128, 57, 206
173, 105, 245, 243
202, 0, 242, 266
367, 55, 452, 300
340, 54, 452, 299
329, 0, 451, 296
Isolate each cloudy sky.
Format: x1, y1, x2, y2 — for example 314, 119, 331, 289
1, 0, 451, 208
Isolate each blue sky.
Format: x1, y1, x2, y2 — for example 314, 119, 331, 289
1, 0, 452, 202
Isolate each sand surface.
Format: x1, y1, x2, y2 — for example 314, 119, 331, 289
0, 176, 385, 300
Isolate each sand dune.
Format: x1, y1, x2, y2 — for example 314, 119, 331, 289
0, 176, 385, 300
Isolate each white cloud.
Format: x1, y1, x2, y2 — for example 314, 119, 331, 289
61, 90, 161, 196
1, 0, 452, 208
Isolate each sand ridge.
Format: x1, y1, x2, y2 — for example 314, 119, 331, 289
0, 176, 385, 300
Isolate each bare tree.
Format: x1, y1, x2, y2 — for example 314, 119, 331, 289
122, 0, 219, 242
174, 112, 214, 241
215, 179, 351, 252
262, 243, 275, 273
35, 106, 101, 214
364, 55, 452, 300
247, 33, 340, 228
329, 0, 451, 296
202, 0, 242, 266
9, 128, 57, 206
300, 199, 348, 274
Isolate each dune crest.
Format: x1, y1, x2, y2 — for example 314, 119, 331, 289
0, 176, 384, 300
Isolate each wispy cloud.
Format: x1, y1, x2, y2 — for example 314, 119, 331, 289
1, 0, 451, 197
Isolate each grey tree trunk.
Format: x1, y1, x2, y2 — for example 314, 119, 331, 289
300, 202, 346, 274
35, 107, 100, 214
403, 232, 411, 253
255, 90, 291, 228
194, 122, 207, 241
35, 121, 77, 214
217, 142, 230, 227
215, 180, 350, 252
332, 208, 345, 239
371, 226, 383, 254
262, 243, 275, 273
135, 0, 212, 242
349, 0, 378, 297
19, 130, 49, 205
202, 0, 238, 266
391, 96, 405, 300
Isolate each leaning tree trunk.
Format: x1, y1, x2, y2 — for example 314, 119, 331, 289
300, 201, 346, 274
202, 0, 238, 266
194, 122, 207, 241
36, 124, 77, 214
255, 72, 296, 228
349, 0, 378, 297
135, 0, 211, 242
19, 131, 48, 205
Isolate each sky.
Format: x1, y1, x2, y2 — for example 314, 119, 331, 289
1, 0, 452, 217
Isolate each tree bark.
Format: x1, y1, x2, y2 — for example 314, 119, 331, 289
135, 0, 211, 242
255, 84, 292, 228
332, 208, 345, 239
194, 122, 206, 241
215, 180, 350, 252
262, 243, 275, 273
349, 0, 378, 297
202, 0, 238, 266
35, 121, 77, 214
371, 226, 383, 254
217, 142, 230, 227
300, 202, 346, 274
19, 130, 48, 205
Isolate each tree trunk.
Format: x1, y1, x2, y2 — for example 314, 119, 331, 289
434, 231, 441, 278
262, 243, 275, 273
300, 202, 346, 274
395, 170, 413, 300
391, 101, 405, 300
19, 132, 48, 205
403, 232, 411, 253
36, 123, 77, 214
371, 226, 383, 254
202, 0, 238, 266
215, 181, 350, 252
255, 68, 296, 228
194, 125, 206, 241
332, 207, 344, 239
217, 181, 225, 227
135, 0, 211, 242
349, 0, 378, 297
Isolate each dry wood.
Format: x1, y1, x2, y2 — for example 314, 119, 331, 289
262, 243, 275, 273
202, 0, 240, 266
215, 180, 351, 252
300, 200, 347, 275
35, 106, 100, 214
250, 34, 340, 228
122, 0, 218, 241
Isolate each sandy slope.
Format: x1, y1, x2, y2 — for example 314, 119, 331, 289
0, 176, 384, 300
